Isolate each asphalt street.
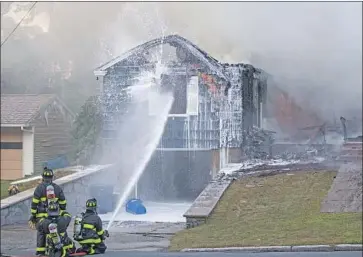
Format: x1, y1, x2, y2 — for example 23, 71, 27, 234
2, 224, 362, 257
2, 250, 362, 257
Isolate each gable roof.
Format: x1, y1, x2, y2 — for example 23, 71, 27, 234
1, 94, 74, 126
94, 34, 227, 80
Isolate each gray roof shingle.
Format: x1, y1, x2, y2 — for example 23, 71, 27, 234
1, 94, 57, 125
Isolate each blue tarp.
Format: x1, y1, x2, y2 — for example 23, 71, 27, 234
126, 199, 147, 215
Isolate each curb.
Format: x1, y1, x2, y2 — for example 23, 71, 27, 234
181, 244, 363, 252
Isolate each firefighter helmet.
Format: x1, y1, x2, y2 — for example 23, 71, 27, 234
86, 198, 97, 212
42, 167, 54, 179
47, 201, 60, 217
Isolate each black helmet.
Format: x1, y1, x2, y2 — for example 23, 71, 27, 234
86, 198, 97, 212
42, 167, 54, 178
42, 167, 54, 183
47, 201, 60, 217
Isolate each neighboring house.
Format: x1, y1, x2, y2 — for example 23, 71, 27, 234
1, 94, 74, 180
93, 35, 268, 201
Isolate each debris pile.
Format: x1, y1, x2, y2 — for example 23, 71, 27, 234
242, 126, 275, 159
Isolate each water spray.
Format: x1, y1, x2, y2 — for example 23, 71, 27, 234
106, 89, 173, 230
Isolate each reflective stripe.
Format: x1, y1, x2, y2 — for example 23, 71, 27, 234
36, 247, 46, 251
89, 245, 95, 254
97, 229, 104, 236
41, 197, 59, 202
64, 242, 74, 249
36, 213, 48, 218
31, 209, 37, 214
32, 198, 40, 204
59, 210, 70, 216
58, 199, 66, 204
83, 224, 95, 230
78, 238, 101, 244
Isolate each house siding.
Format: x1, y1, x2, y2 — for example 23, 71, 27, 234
32, 106, 73, 174
0, 127, 23, 180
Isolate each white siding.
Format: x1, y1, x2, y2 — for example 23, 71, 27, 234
22, 128, 34, 176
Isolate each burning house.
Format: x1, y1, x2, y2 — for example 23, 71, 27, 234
93, 35, 268, 201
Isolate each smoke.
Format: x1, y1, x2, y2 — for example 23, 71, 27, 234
1, 2, 362, 118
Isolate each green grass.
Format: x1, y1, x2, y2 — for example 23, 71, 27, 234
1, 180, 12, 199
1, 170, 75, 199
169, 171, 363, 251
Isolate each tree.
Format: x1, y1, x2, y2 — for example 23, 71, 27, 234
70, 88, 131, 165
70, 95, 102, 165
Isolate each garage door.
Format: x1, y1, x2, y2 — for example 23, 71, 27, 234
1, 142, 23, 181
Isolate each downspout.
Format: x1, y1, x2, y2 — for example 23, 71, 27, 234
20, 126, 34, 133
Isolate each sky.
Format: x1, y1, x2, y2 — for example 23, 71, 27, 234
1, 1, 362, 118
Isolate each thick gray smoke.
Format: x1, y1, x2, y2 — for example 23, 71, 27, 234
1, 2, 362, 118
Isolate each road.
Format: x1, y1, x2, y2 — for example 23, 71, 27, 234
2, 250, 362, 257
2, 221, 361, 257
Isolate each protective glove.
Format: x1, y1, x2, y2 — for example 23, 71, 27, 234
28, 215, 36, 230
104, 230, 109, 238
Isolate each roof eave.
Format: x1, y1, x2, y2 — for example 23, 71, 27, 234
94, 70, 107, 76
1, 124, 28, 128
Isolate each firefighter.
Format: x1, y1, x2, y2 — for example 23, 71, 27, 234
74, 198, 109, 255
37, 201, 75, 257
29, 167, 67, 255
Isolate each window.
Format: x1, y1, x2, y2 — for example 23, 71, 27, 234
1, 142, 23, 149
187, 76, 199, 115
147, 75, 199, 116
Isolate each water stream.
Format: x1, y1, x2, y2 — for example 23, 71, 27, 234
106, 69, 174, 230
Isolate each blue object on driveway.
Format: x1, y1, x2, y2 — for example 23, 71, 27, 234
126, 199, 147, 215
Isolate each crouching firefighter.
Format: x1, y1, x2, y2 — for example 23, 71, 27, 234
29, 167, 67, 255
73, 198, 109, 255
37, 201, 76, 257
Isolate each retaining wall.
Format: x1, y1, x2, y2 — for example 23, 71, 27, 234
183, 164, 238, 228
1, 164, 113, 226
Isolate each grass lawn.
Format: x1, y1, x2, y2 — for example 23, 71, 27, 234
169, 170, 363, 251
0, 170, 76, 199
1, 180, 12, 199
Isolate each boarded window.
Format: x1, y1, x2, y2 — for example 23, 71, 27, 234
1, 142, 23, 149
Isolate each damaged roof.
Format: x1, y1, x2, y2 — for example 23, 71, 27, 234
94, 34, 227, 79
1, 94, 74, 126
